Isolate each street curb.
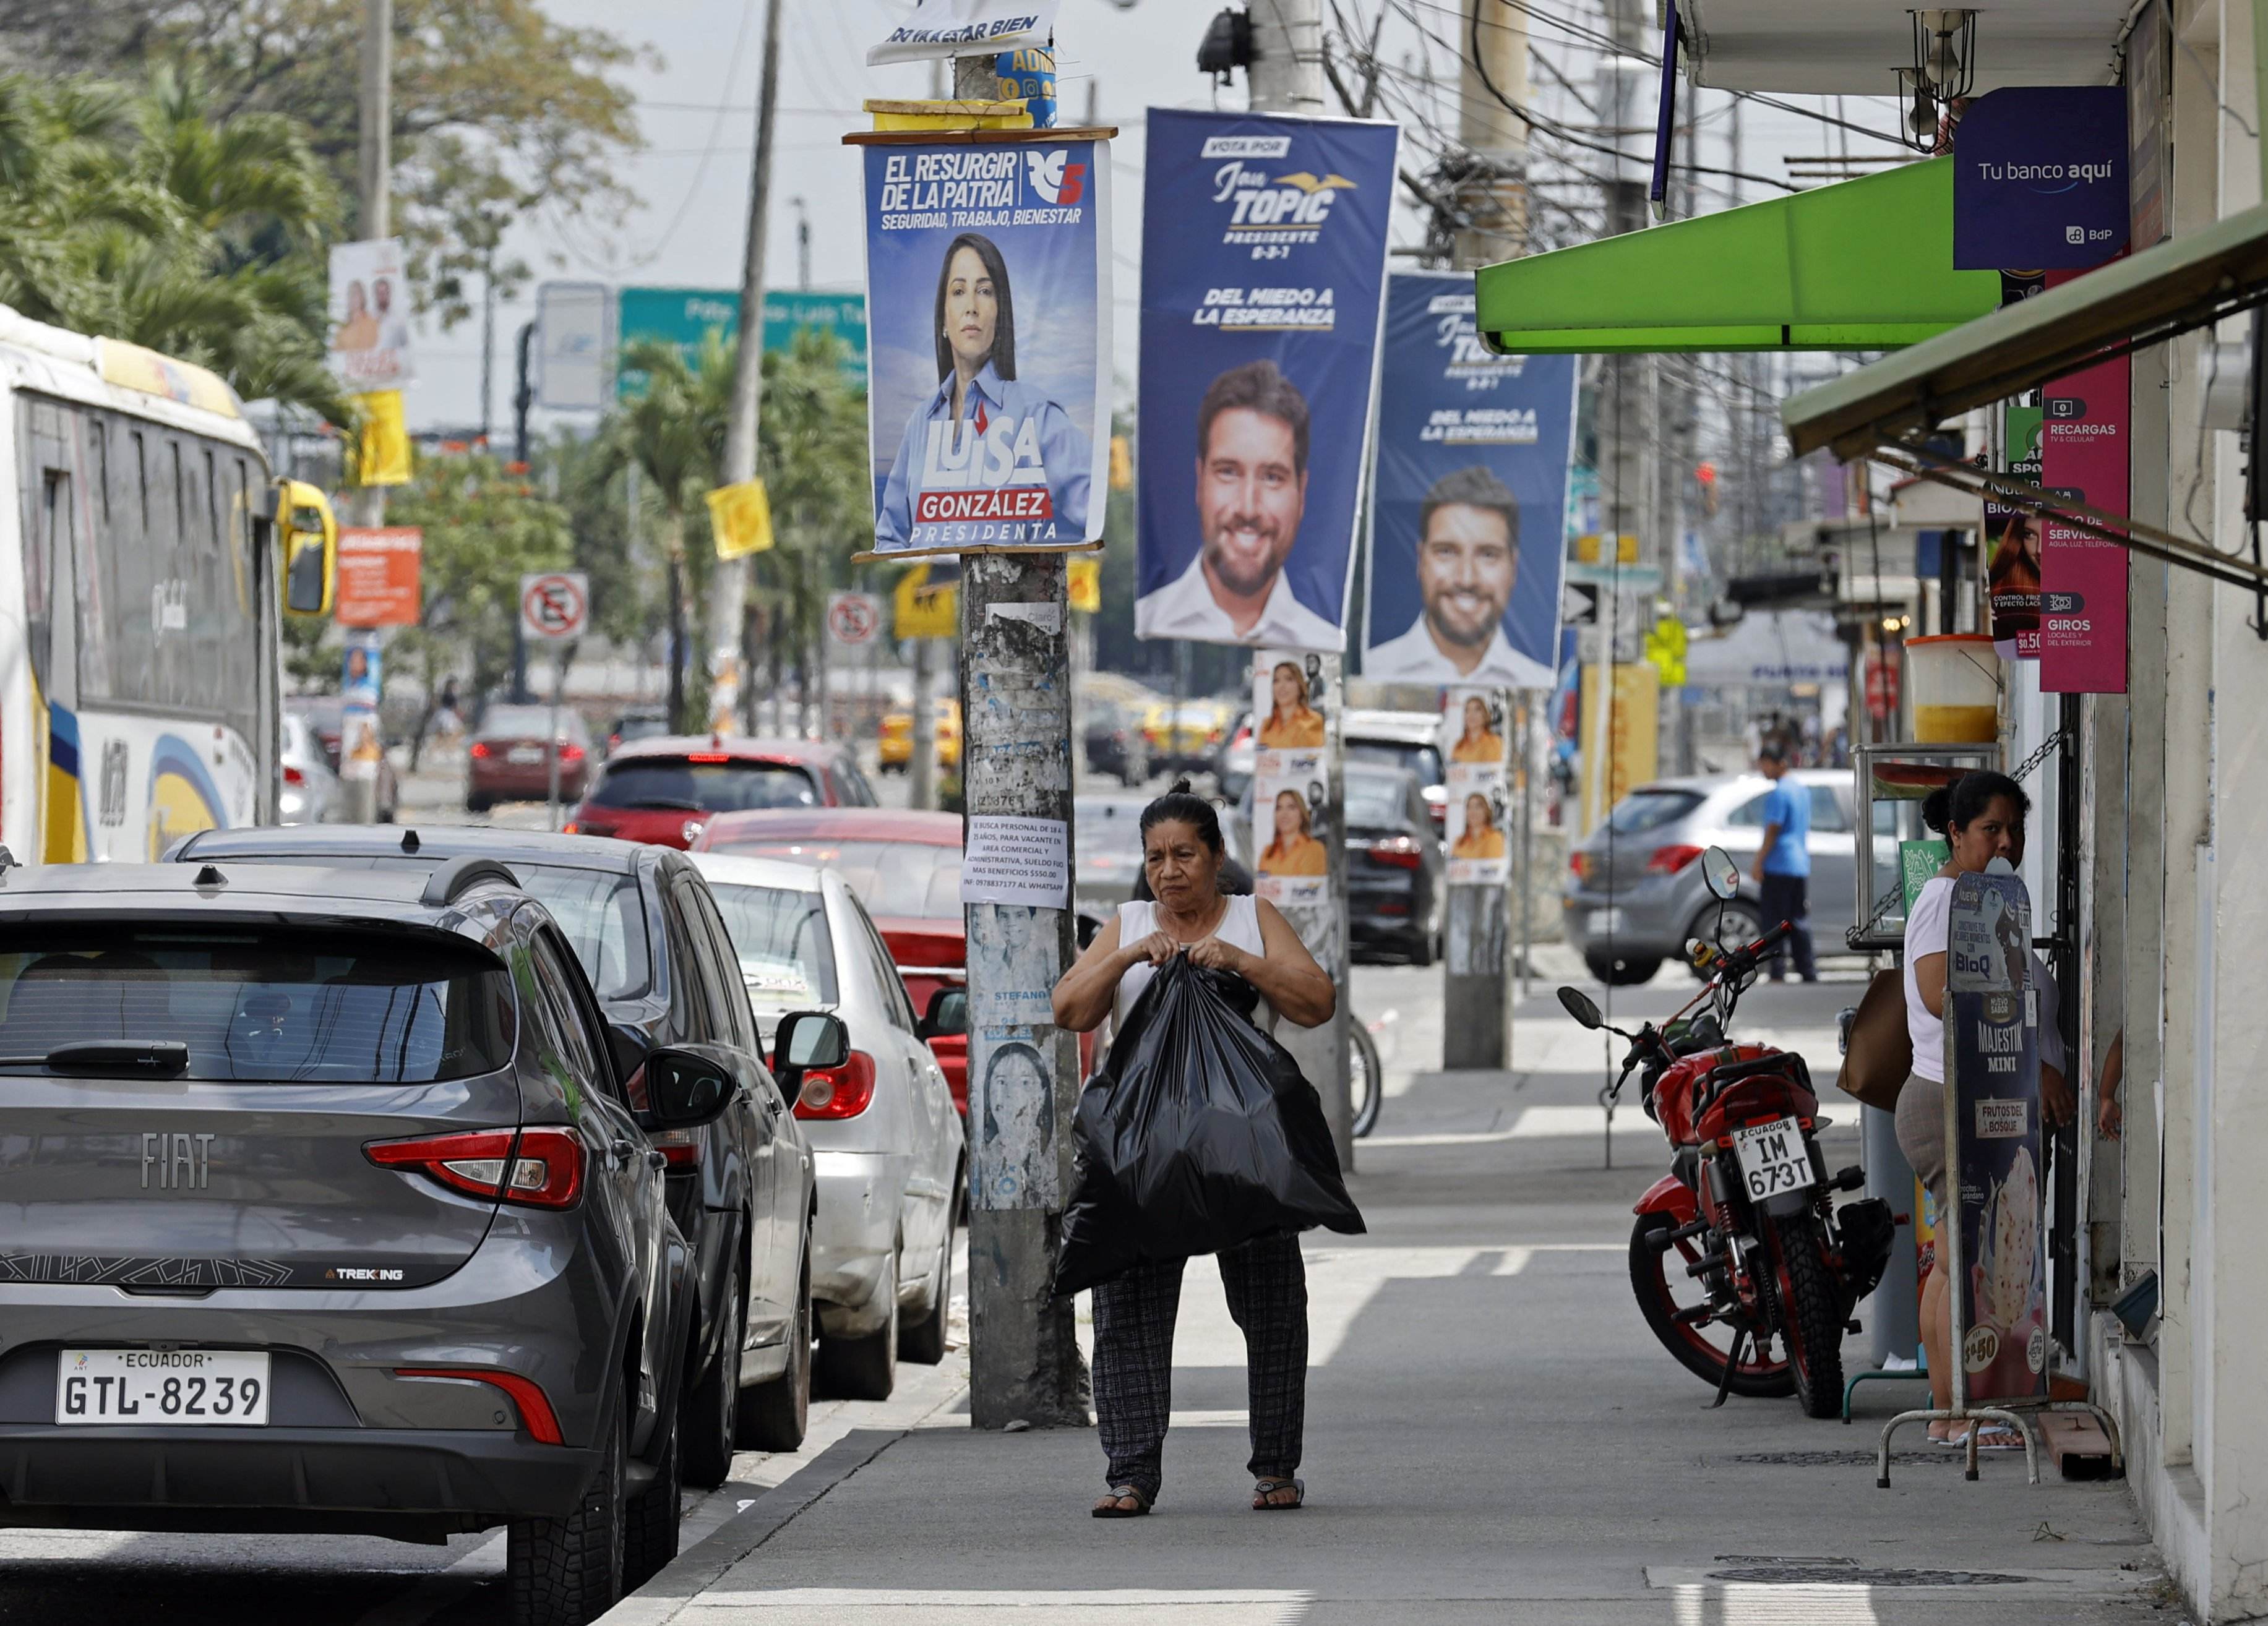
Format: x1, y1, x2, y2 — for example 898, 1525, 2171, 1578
598, 1427, 909, 1626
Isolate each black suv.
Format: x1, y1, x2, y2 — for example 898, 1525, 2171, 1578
0, 854, 816, 1625
172, 826, 818, 1489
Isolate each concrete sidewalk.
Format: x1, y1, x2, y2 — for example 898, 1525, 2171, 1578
612, 980, 2168, 1626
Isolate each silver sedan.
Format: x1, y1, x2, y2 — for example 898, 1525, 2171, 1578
690, 851, 964, 1402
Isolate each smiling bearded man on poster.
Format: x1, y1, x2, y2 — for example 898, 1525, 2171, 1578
1134, 359, 1339, 649
1366, 464, 1553, 688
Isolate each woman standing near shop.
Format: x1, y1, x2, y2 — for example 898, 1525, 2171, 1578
1050, 782, 1336, 1517
1897, 771, 2074, 1447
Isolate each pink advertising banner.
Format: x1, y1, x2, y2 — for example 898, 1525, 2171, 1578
2037, 348, 2130, 694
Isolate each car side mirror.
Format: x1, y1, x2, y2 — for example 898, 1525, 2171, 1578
1557, 986, 1604, 1029
642, 1046, 740, 1129
1700, 845, 1741, 900
918, 986, 968, 1040
773, 1009, 850, 1080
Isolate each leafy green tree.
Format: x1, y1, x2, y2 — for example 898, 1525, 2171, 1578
0, 67, 343, 417
384, 450, 573, 757
0, 0, 644, 322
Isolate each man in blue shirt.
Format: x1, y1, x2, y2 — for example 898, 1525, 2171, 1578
1748, 742, 1816, 983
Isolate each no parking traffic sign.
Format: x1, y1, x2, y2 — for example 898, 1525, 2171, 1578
520, 572, 590, 643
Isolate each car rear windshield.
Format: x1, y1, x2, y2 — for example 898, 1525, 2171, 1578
0, 930, 515, 1082
1345, 773, 1408, 829
505, 863, 654, 1001
1347, 739, 1445, 789
711, 839, 961, 920
591, 759, 819, 814
1608, 789, 1706, 835
705, 884, 839, 1008
1073, 805, 1146, 858
479, 705, 569, 738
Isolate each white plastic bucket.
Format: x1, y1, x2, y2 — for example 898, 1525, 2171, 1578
1905, 634, 2000, 743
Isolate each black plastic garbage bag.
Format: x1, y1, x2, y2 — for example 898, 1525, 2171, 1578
1050, 954, 1364, 1298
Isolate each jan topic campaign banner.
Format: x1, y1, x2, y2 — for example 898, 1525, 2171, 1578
1364, 273, 1576, 690
1135, 109, 1399, 651
861, 136, 1111, 556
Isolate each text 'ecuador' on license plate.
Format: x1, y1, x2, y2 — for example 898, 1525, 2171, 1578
56, 1349, 270, 1426
1732, 1118, 1814, 1202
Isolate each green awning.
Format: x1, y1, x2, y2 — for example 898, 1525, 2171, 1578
1474, 158, 1999, 355
1784, 199, 2268, 460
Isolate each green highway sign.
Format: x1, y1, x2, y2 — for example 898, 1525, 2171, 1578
616, 287, 867, 398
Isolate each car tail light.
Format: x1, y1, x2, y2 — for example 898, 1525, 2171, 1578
650, 1129, 700, 1168
365, 1127, 585, 1209
561, 820, 579, 834
469, 742, 491, 760
1648, 844, 1706, 875
392, 1367, 562, 1444
791, 1051, 878, 1120
1367, 836, 1424, 870
608, 734, 622, 750
559, 743, 585, 763
686, 751, 730, 763
1232, 725, 1251, 748
1570, 852, 1592, 883
283, 764, 305, 787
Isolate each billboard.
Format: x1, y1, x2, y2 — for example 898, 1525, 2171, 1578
328, 238, 414, 391
1363, 273, 1575, 689
859, 135, 1111, 555
1134, 110, 1399, 651
536, 282, 612, 412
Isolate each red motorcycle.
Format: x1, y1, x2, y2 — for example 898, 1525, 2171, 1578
1557, 849, 1893, 1419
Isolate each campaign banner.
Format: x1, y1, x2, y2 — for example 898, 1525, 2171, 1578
329, 239, 414, 391
1952, 87, 2128, 271
1250, 651, 1334, 911
1441, 688, 1511, 884
860, 136, 1110, 555
1943, 868, 2047, 1405
1135, 110, 1399, 651
1986, 403, 2043, 657
2040, 287, 2129, 695
869, 0, 1060, 66
1364, 274, 1576, 689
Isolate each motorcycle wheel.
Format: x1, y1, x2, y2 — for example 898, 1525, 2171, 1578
1764, 1212, 1847, 1420
1628, 1212, 1794, 1398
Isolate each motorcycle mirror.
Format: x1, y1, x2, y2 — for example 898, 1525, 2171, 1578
1557, 986, 1605, 1030
1699, 846, 1741, 901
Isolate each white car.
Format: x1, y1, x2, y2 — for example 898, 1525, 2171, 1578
278, 711, 342, 824
690, 851, 964, 1400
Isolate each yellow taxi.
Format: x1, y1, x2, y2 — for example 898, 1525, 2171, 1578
879, 696, 963, 771
1139, 700, 1233, 774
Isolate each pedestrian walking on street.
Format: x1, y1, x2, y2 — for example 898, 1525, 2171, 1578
1051, 781, 1337, 1518
1748, 742, 1816, 982
1896, 772, 2076, 1448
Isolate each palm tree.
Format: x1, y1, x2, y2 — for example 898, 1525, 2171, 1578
600, 334, 733, 727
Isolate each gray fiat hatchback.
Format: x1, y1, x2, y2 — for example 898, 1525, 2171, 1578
0, 856, 830, 1626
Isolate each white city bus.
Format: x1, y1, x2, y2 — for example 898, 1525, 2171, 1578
0, 307, 336, 863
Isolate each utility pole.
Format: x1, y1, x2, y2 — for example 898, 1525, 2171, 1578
341, 0, 392, 826
1241, 0, 1352, 1160
1441, 0, 1531, 1071
710, 0, 787, 735
951, 49, 1089, 1430
1582, 2, 1657, 839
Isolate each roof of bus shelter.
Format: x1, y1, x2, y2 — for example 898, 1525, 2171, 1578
1472, 157, 1999, 356
1782, 199, 2268, 461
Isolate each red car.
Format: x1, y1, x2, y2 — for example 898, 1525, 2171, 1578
695, 807, 971, 1111
465, 702, 591, 813
565, 735, 880, 849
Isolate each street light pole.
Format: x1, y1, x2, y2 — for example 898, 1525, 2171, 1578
710, 0, 787, 735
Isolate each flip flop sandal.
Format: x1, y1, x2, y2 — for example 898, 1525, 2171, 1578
1252, 1476, 1305, 1511
1092, 1484, 1152, 1518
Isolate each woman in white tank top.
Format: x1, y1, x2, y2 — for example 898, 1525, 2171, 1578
1050, 781, 1336, 1519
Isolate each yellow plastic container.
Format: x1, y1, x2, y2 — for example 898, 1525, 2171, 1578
1905, 634, 2001, 743
863, 98, 1033, 132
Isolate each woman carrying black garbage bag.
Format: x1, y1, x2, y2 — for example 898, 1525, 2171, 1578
1051, 781, 1337, 1518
